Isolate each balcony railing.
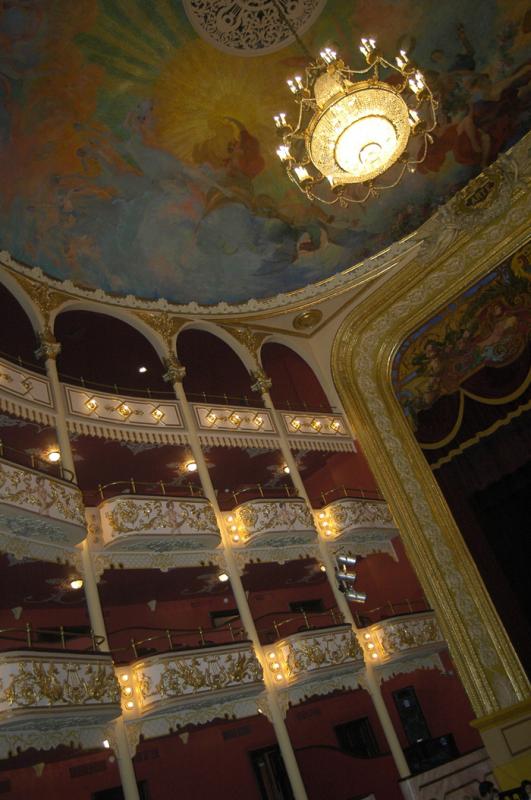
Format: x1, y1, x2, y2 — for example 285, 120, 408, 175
255, 608, 344, 644
271, 624, 364, 687
218, 483, 298, 510
0, 454, 86, 549
108, 618, 246, 663
0, 624, 105, 653
316, 485, 384, 506
96, 493, 220, 551
353, 597, 431, 627
92, 478, 203, 504
124, 640, 263, 717
366, 611, 445, 664
0, 649, 120, 725
0, 439, 74, 483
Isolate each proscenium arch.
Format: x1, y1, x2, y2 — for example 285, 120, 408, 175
331, 207, 530, 718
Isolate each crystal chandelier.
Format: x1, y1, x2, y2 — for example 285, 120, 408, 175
274, 39, 437, 206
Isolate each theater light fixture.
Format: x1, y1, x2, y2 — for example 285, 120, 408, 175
46, 449, 61, 463
275, 39, 436, 205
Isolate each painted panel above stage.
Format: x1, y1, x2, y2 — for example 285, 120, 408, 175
0, 1, 529, 306
393, 243, 531, 459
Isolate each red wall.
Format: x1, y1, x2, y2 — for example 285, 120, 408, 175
261, 342, 332, 412
380, 651, 481, 755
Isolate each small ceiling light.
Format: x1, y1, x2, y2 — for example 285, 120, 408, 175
318, 512, 326, 519
232, 534, 240, 543
271, 662, 281, 671
185, 461, 198, 473
218, 572, 229, 583
102, 739, 110, 749
47, 449, 61, 463
268, 652, 276, 660
283, 465, 290, 474
227, 515, 234, 522
123, 686, 133, 696
275, 673, 283, 681
126, 700, 135, 709
69, 578, 83, 590
364, 633, 371, 640
138, 366, 147, 373
371, 652, 379, 659
319, 564, 326, 573
367, 642, 375, 649
121, 674, 129, 682
257, 707, 263, 714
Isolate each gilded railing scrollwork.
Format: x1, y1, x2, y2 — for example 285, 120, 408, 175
0, 653, 120, 712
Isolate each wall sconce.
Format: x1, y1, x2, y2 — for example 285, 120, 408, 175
310, 418, 322, 432
253, 414, 264, 428
46, 449, 61, 464
85, 397, 98, 413
330, 419, 342, 433
151, 407, 165, 422
290, 417, 302, 431
116, 402, 132, 419
206, 410, 217, 425
229, 411, 242, 427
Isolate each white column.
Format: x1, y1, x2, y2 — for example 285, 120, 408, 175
259, 386, 410, 778
36, 330, 140, 800
36, 333, 75, 477
113, 718, 141, 800
165, 358, 309, 800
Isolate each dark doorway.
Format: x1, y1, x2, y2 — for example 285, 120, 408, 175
250, 745, 295, 800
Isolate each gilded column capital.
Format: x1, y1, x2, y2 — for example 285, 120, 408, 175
35, 328, 61, 361
162, 355, 186, 384
250, 366, 272, 394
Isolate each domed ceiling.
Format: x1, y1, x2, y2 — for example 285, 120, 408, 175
0, 0, 529, 305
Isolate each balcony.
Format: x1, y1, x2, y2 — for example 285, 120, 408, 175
224, 496, 318, 565
89, 487, 221, 571
316, 492, 398, 558
0, 449, 85, 559
268, 624, 365, 707
0, 649, 120, 758
362, 611, 446, 681
120, 641, 263, 738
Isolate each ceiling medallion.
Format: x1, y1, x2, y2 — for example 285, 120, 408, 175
292, 309, 323, 330
182, 0, 326, 56
275, 40, 437, 206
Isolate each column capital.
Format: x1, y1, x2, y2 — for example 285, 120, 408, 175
163, 355, 186, 384
35, 327, 61, 361
250, 366, 272, 394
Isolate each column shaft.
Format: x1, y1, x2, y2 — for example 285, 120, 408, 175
172, 379, 309, 800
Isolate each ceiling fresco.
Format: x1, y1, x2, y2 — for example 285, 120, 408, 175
0, 0, 529, 305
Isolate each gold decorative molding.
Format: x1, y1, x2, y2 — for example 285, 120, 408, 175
331, 139, 531, 716
134, 310, 186, 351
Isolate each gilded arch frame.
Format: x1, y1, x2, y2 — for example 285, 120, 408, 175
331, 148, 530, 718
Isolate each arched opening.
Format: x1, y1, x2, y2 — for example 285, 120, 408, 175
0, 283, 40, 368
54, 310, 169, 397
177, 328, 262, 406
261, 342, 331, 412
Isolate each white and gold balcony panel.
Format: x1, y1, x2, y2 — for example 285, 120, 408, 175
64, 385, 185, 442
0, 650, 120, 758
366, 611, 447, 682
321, 498, 398, 558
0, 356, 54, 423
120, 642, 263, 739
193, 403, 278, 448
93, 495, 221, 568
283, 412, 355, 452
226, 498, 318, 566
271, 625, 365, 706
0, 459, 85, 560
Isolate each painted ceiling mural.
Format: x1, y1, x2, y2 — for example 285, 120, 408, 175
0, 0, 530, 305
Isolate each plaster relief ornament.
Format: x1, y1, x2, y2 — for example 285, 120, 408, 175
183, 0, 326, 55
